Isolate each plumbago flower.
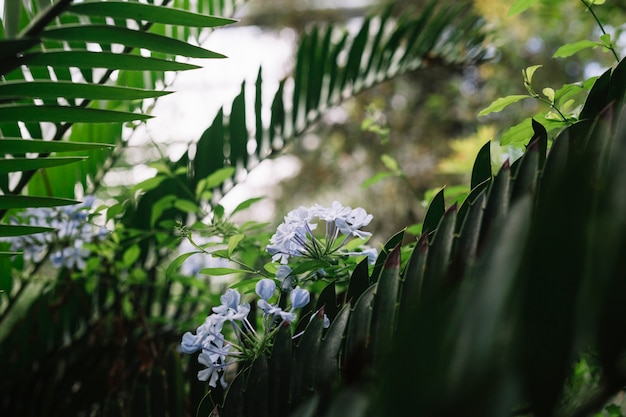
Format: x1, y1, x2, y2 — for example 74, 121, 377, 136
266, 201, 377, 284
180, 279, 324, 387
6, 196, 109, 269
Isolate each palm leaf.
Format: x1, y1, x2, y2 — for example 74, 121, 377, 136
0, 0, 238, 203
180, 0, 487, 201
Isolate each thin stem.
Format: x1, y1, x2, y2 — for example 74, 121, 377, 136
535, 95, 571, 123
581, 0, 620, 62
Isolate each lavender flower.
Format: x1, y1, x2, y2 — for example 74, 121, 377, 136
6, 196, 109, 270
266, 201, 376, 264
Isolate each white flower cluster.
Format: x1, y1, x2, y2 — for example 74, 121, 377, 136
266, 201, 377, 264
7, 196, 109, 270
180, 280, 316, 387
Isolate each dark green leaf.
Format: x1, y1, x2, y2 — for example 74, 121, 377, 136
422, 204, 457, 296
0, 138, 114, 154
19, 50, 201, 71
370, 245, 401, 366
67, 1, 236, 28
0, 80, 171, 100
0, 156, 87, 174
42, 25, 226, 59
471, 141, 492, 189
0, 224, 54, 237
399, 233, 429, 317
0, 38, 40, 61
0, 195, 78, 210
0, 104, 152, 123
422, 187, 445, 234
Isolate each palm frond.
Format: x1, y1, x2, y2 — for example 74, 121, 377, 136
183, 0, 487, 202
0, 0, 237, 202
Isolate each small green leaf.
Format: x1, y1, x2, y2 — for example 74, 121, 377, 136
123, 245, 141, 267
200, 267, 249, 276
553, 40, 599, 58
381, 154, 400, 172
508, 0, 540, 16
228, 234, 245, 256
600, 33, 611, 46
232, 197, 264, 215
523, 65, 542, 85
132, 175, 168, 193
542, 87, 555, 103
478, 95, 529, 117
361, 171, 396, 189
204, 166, 236, 189
166, 251, 199, 278
173, 199, 199, 213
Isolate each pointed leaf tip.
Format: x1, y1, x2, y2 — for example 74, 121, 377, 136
384, 245, 401, 269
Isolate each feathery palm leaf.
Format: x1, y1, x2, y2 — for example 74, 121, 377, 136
129, 0, 487, 232
187, 0, 486, 198
0, 0, 236, 209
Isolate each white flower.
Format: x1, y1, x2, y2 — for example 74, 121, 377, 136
266, 201, 373, 264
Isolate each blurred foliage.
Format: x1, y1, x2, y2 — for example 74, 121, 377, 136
2, 0, 626, 417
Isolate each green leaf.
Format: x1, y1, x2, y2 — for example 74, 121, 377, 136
553, 39, 599, 58
500, 117, 566, 146
42, 25, 226, 59
0, 39, 40, 60
523, 64, 542, 85
0, 138, 114, 154
470, 141, 492, 189
422, 204, 457, 296
227, 234, 245, 256
2, 0, 21, 38
165, 251, 199, 278
173, 199, 199, 213
542, 87, 555, 103
380, 154, 400, 172
370, 245, 401, 366
0, 81, 171, 100
0, 224, 54, 237
19, 50, 201, 71
204, 166, 236, 189
0, 104, 152, 123
0, 195, 78, 210
122, 245, 141, 267
478, 95, 529, 117
199, 267, 249, 276
508, 0, 540, 15
422, 187, 445, 234
0, 156, 87, 174
67, 1, 236, 28
600, 33, 611, 46
132, 175, 168, 193
231, 197, 264, 215
292, 311, 324, 405
361, 171, 396, 189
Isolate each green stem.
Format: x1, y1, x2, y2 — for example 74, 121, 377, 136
581, 0, 620, 62
535, 95, 570, 123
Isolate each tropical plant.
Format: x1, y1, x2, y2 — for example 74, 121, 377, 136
0, 0, 490, 416
182, 53, 626, 417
